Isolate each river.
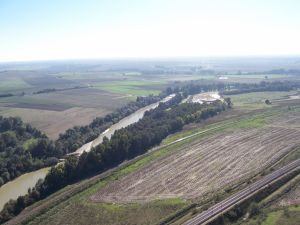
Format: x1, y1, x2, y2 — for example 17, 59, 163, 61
0, 94, 175, 210
73, 94, 175, 155
0, 167, 50, 211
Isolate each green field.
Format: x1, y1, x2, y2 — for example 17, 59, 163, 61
93, 80, 165, 96
0, 79, 32, 92
162, 110, 273, 145
226, 91, 297, 109
0, 95, 73, 110
240, 205, 300, 225
226, 74, 289, 79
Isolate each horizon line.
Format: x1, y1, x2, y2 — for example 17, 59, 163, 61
1, 54, 300, 64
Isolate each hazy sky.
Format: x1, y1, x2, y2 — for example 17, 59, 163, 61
0, 0, 300, 62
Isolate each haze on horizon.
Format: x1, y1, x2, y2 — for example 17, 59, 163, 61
0, 0, 300, 62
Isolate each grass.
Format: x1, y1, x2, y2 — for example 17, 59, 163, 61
123, 72, 142, 76
93, 80, 165, 96
226, 91, 297, 110
243, 205, 300, 225
261, 211, 282, 225
0, 95, 73, 110
0, 79, 31, 92
0, 95, 60, 105
28, 183, 187, 225
226, 74, 289, 79
162, 110, 271, 145
28, 198, 187, 225
229, 115, 267, 129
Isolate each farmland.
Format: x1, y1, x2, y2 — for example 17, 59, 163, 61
1, 59, 299, 139
91, 124, 300, 203
0, 89, 128, 140
0, 70, 167, 139
93, 80, 165, 97
226, 91, 299, 109
7, 93, 299, 225
1, 59, 300, 224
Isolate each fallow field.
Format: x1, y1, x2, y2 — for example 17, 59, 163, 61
91, 124, 300, 203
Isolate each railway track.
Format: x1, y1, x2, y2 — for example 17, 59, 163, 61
183, 159, 300, 225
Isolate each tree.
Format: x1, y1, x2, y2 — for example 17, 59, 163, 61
64, 156, 78, 182
1, 172, 10, 182
224, 97, 232, 108
283, 208, 290, 217
265, 99, 272, 105
249, 202, 260, 217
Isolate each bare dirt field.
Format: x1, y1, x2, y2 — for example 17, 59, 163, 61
0, 88, 129, 139
91, 123, 300, 203
0, 107, 112, 140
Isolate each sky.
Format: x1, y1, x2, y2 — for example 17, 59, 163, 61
0, 0, 300, 62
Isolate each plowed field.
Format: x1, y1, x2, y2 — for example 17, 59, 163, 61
92, 124, 300, 203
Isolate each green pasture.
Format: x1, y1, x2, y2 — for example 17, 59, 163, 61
93, 80, 165, 96
226, 91, 297, 109
0, 79, 31, 92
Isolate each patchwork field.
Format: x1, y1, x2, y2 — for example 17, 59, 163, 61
0, 69, 170, 138
1, 60, 297, 140
0, 90, 129, 140
0, 94, 131, 140
1, 60, 300, 225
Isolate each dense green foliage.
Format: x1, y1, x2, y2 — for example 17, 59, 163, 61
165, 80, 227, 96
164, 80, 300, 98
221, 81, 300, 95
0, 93, 13, 98
265, 68, 300, 75
0, 117, 58, 186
